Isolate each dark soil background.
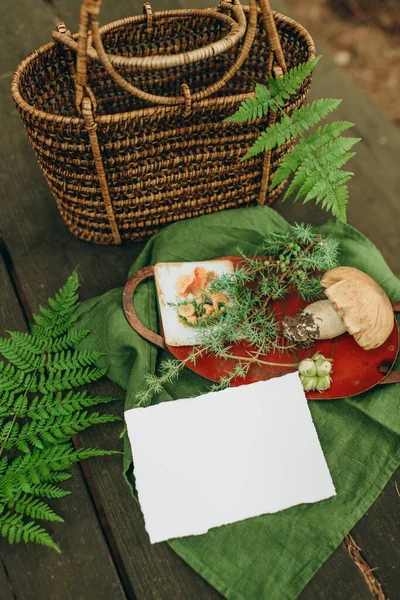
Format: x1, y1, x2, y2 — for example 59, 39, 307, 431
285, 0, 400, 128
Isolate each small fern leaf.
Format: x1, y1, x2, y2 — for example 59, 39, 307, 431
225, 57, 321, 125
291, 99, 342, 135
0, 420, 20, 450
224, 83, 273, 123
28, 390, 117, 419
305, 121, 355, 150
0, 392, 28, 419
242, 114, 293, 160
38, 366, 107, 394
0, 512, 60, 552
31, 270, 80, 340
303, 171, 351, 222
7, 331, 44, 355
0, 338, 46, 373
27, 483, 71, 500
0, 362, 38, 393
19, 412, 122, 449
0, 456, 8, 476
44, 329, 90, 352
279, 55, 321, 94
49, 349, 104, 372
8, 495, 64, 522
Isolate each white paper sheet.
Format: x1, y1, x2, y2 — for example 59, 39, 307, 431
125, 373, 336, 544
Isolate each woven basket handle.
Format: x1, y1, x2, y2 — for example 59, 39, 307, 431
53, 0, 286, 111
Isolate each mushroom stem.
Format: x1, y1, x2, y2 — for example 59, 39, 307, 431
303, 299, 347, 339
283, 299, 346, 345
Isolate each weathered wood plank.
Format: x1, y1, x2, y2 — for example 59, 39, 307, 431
0, 253, 126, 599
0, 1, 222, 598
76, 379, 224, 600
300, 542, 372, 600
0, 0, 399, 598
272, 0, 400, 276
0, 554, 16, 600
350, 472, 400, 600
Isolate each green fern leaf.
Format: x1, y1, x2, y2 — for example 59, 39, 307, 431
225, 56, 321, 124
7, 494, 64, 522
242, 99, 341, 160
0, 512, 60, 552
38, 366, 107, 394
0, 456, 8, 476
278, 55, 321, 94
270, 121, 356, 190
0, 338, 46, 373
0, 362, 38, 393
28, 390, 117, 419
0, 420, 20, 450
27, 483, 71, 499
224, 83, 273, 123
31, 271, 80, 339
18, 412, 122, 450
0, 270, 120, 552
8, 329, 90, 353
49, 349, 104, 372
0, 392, 28, 418
4, 444, 119, 493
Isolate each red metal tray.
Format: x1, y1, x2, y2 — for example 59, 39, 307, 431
123, 257, 400, 400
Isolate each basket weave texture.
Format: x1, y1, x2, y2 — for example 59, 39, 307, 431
12, 1, 315, 245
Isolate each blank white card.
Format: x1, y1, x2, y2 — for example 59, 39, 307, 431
125, 373, 336, 544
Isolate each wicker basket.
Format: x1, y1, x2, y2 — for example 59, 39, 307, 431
11, 0, 315, 245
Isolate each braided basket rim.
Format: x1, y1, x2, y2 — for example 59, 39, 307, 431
11, 8, 316, 125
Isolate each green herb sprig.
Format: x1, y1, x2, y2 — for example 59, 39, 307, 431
136, 224, 339, 405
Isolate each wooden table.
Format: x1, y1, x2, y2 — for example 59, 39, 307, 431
0, 1, 399, 598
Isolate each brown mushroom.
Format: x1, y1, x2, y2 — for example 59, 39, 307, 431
178, 304, 195, 319
283, 267, 394, 350
203, 304, 214, 316
210, 293, 229, 312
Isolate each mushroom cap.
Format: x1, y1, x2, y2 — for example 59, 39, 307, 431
320, 266, 394, 350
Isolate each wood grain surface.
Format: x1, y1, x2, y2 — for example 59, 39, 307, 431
0, 0, 398, 598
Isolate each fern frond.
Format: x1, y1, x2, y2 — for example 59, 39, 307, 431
0, 456, 7, 476
0, 362, 38, 393
7, 331, 45, 355
278, 55, 321, 94
0, 270, 120, 552
38, 366, 107, 394
9, 329, 90, 353
18, 412, 122, 450
31, 271, 80, 339
266, 118, 360, 222
0, 338, 46, 373
270, 121, 356, 190
0, 392, 28, 418
243, 99, 341, 160
0, 512, 60, 552
1, 444, 119, 498
49, 349, 104, 372
7, 495, 64, 522
224, 83, 273, 123
0, 420, 20, 450
28, 390, 117, 419
225, 56, 321, 124
26, 482, 71, 499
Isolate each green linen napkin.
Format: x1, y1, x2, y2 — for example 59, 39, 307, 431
77, 206, 400, 600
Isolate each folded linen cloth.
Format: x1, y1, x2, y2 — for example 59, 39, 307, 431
77, 206, 400, 600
